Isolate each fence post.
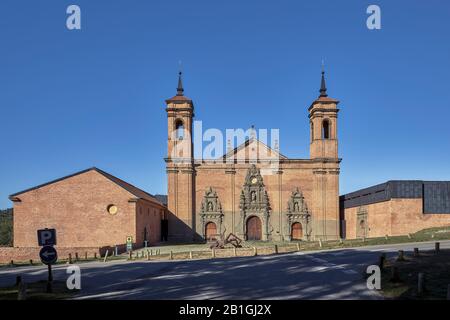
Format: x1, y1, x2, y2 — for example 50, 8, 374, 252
211, 249, 215, 258
75, 252, 79, 262
94, 252, 97, 259
233, 247, 237, 257
85, 252, 88, 260
68, 253, 72, 264
418, 273, 425, 296
189, 251, 193, 259
29, 259, 33, 265
103, 250, 109, 263
170, 250, 173, 260
253, 247, 257, 256
435, 242, 440, 254
413, 248, 419, 257
17, 282, 27, 301
274, 245, 278, 254
390, 266, 400, 282
296, 243, 300, 251
319, 239, 323, 248
378, 254, 385, 270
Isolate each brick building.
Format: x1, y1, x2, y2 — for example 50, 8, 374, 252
340, 181, 450, 239
165, 71, 341, 242
9, 167, 166, 249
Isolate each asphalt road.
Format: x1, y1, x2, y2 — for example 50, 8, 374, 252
1, 240, 448, 300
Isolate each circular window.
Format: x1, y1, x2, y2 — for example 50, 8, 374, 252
107, 205, 118, 215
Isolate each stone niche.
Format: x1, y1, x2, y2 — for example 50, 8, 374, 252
199, 187, 224, 240
284, 187, 312, 241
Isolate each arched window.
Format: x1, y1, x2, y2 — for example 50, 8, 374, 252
322, 119, 330, 139
175, 119, 184, 140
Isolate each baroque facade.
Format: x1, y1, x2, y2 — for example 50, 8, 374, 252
165, 71, 341, 242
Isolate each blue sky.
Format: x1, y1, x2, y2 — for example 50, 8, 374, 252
1, 0, 449, 209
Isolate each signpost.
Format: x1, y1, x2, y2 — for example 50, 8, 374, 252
126, 236, 133, 252
37, 228, 58, 293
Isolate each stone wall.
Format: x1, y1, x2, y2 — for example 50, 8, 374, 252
0, 246, 103, 264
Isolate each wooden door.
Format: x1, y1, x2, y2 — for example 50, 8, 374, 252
246, 216, 262, 240
291, 222, 303, 240
205, 222, 217, 241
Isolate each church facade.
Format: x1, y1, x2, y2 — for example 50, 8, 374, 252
165, 71, 341, 242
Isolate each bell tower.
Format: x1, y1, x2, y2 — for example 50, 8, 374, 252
309, 69, 339, 160
165, 72, 196, 242
309, 67, 341, 240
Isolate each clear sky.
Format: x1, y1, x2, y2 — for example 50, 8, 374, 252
1, 0, 449, 209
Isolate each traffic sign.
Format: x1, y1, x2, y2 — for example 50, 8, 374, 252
39, 246, 58, 265
37, 228, 57, 246
126, 236, 133, 251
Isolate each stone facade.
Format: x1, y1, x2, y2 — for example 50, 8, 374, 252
9, 168, 165, 249
165, 71, 341, 242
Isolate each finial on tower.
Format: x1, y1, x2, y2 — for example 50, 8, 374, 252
319, 60, 328, 97
176, 71, 184, 96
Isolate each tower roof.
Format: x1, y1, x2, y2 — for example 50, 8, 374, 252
166, 71, 192, 104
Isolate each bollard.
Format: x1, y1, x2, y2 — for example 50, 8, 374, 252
447, 284, 450, 300
296, 243, 300, 251
418, 273, 425, 296
29, 259, 33, 265
233, 247, 237, 257
189, 251, 193, 259
170, 250, 173, 260
211, 249, 215, 258
397, 250, 405, 261
385, 235, 388, 240
435, 242, 440, 254
128, 251, 132, 260
94, 252, 97, 259
17, 282, 27, 301
85, 252, 88, 260
390, 266, 400, 282
253, 247, 257, 256
339, 238, 343, 245
75, 252, 79, 261
319, 239, 323, 248
10, 260, 14, 266
103, 250, 109, 263
68, 253, 73, 264
147, 250, 150, 260
16, 275, 22, 286
274, 245, 278, 254
150, 249, 153, 256
413, 248, 419, 257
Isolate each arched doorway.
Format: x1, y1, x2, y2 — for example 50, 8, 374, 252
205, 222, 217, 241
291, 222, 303, 240
246, 216, 262, 240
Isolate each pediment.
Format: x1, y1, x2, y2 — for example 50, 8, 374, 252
221, 138, 287, 161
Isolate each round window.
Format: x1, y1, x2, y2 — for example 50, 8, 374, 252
107, 205, 118, 215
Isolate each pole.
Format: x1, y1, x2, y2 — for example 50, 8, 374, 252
46, 264, 53, 293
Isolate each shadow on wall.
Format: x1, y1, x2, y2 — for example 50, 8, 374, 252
167, 211, 204, 243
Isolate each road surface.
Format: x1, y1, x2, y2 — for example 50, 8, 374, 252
0, 240, 448, 299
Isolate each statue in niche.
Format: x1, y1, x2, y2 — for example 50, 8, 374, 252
251, 191, 257, 203
294, 202, 299, 212
208, 201, 213, 211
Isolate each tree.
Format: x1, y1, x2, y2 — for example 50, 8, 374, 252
0, 208, 13, 246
